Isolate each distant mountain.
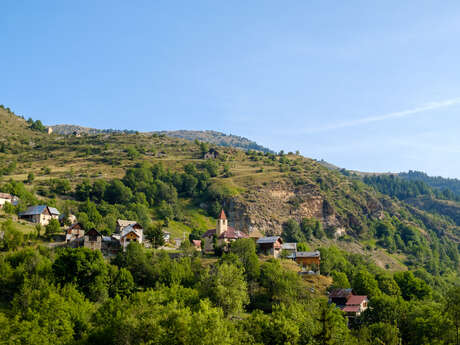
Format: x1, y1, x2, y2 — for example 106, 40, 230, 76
51, 125, 273, 153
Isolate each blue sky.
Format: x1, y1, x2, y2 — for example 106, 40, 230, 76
2, 1, 460, 177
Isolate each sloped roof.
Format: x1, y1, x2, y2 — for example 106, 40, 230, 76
218, 209, 227, 220
192, 240, 201, 247
329, 288, 353, 299
117, 219, 138, 227
19, 205, 60, 216
202, 227, 248, 239
342, 305, 361, 313
0, 193, 13, 199
346, 295, 368, 305
257, 236, 282, 244
121, 224, 143, 239
220, 226, 248, 239
282, 242, 297, 250
296, 250, 320, 258
48, 207, 60, 215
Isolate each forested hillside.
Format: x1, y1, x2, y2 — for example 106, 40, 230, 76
2, 105, 460, 344
400, 170, 460, 197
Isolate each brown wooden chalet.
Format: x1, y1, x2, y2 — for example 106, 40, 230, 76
294, 251, 321, 267
256, 236, 283, 258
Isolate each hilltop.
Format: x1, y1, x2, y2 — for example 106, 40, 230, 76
51, 124, 273, 153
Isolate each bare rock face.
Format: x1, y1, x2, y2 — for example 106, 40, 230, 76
224, 180, 390, 237
225, 181, 340, 235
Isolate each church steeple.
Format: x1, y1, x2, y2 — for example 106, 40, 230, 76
216, 209, 228, 236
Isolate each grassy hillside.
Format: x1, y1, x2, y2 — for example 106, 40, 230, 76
1, 105, 460, 280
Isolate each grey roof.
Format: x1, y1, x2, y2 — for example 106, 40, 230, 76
282, 243, 297, 250
256, 236, 281, 244
48, 207, 60, 215
19, 205, 60, 216
296, 250, 320, 258
117, 219, 138, 227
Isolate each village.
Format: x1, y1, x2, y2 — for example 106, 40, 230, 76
0, 192, 369, 321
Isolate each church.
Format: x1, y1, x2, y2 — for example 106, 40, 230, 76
201, 210, 248, 252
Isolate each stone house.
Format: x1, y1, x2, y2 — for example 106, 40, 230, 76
84, 228, 102, 251
201, 210, 248, 252
65, 223, 85, 245
256, 236, 283, 258
19, 205, 60, 226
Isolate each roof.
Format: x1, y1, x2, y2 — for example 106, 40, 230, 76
121, 225, 143, 239
296, 250, 320, 258
346, 295, 368, 305
342, 305, 361, 313
0, 193, 13, 199
219, 226, 248, 239
218, 209, 227, 220
19, 205, 60, 216
117, 219, 138, 227
48, 207, 60, 215
257, 236, 282, 244
192, 240, 201, 247
282, 242, 297, 250
202, 227, 248, 239
329, 288, 353, 299
67, 223, 84, 231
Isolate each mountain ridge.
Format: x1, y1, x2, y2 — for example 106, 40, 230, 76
50, 124, 273, 153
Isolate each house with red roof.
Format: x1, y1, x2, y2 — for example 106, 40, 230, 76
201, 210, 248, 252
329, 288, 368, 318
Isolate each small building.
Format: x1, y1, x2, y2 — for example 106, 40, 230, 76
256, 236, 283, 258
329, 289, 368, 318
163, 231, 171, 243
0, 193, 18, 208
342, 295, 369, 318
201, 210, 248, 252
203, 148, 220, 159
84, 228, 102, 251
119, 224, 143, 251
47, 127, 53, 135
295, 251, 321, 268
192, 240, 202, 251
281, 242, 297, 258
18, 205, 60, 226
116, 219, 141, 233
65, 223, 85, 245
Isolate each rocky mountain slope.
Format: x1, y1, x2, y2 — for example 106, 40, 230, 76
2, 105, 460, 273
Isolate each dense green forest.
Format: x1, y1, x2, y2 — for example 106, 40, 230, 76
1, 237, 460, 345
400, 170, 460, 198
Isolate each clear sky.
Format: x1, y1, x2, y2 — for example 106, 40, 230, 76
2, 1, 460, 177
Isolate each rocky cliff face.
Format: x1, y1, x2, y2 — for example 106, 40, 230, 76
224, 180, 386, 236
